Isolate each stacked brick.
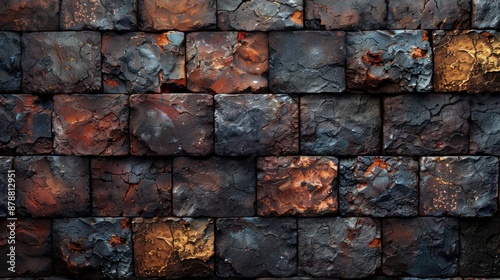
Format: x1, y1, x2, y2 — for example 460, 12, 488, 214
0, 0, 499, 279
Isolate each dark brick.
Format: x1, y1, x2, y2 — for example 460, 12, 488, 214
383, 94, 469, 155
0, 157, 13, 217
347, 30, 433, 92
132, 217, 214, 278
22, 32, 101, 93
471, 95, 500, 155
0, 0, 60, 31
102, 32, 185, 93
382, 217, 459, 277
257, 156, 338, 216
53, 94, 129, 156
0, 32, 21, 92
173, 157, 255, 217
215, 94, 299, 156
473, 0, 500, 29
216, 217, 297, 278
53, 217, 133, 278
298, 217, 381, 278
91, 157, 172, 217
340, 156, 419, 217
301, 95, 381, 155
130, 94, 213, 156
61, 0, 136, 30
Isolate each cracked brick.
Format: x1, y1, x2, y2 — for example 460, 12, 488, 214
0, 0, 60, 31
298, 217, 381, 278
340, 156, 419, 217
383, 94, 469, 155
471, 95, 500, 155
53, 94, 129, 156
215, 94, 299, 156
473, 0, 500, 29
301, 95, 381, 155
102, 32, 185, 93
91, 157, 172, 217
130, 94, 213, 156
0, 157, 13, 217
257, 156, 338, 216
173, 157, 255, 217
132, 217, 214, 278
0, 32, 21, 92
61, 0, 137, 30
347, 30, 433, 93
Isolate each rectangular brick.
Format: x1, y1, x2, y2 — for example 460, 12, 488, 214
0, 0, 60, 31
473, 0, 500, 29
0, 32, 21, 92
61, 0, 137, 30
0, 157, 13, 217
471, 95, 500, 155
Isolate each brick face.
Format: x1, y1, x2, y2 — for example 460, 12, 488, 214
0, 32, 21, 92
0, 0, 60, 31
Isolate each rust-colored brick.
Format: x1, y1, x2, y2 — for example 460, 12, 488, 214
0, 0, 60, 31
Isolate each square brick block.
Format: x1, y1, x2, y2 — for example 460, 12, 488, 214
0, 32, 21, 92
215, 94, 299, 156
383, 94, 469, 155
53, 94, 129, 156
92, 157, 172, 217
15, 156, 90, 217
305, 0, 386, 30
347, 30, 433, 92
102, 32, 185, 93
298, 217, 381, 278
301, 95, 381, 155
173, 157, 255, 217
133, 217, 214, 278
420, 156, 499, 217
382, 218, 459, 277
53, 218, 132, 278
216, 217, 297, 277
187, 32, 268, 94
471, 95, 500, 155
22, 32, 101, 93
269, 31, 345, 93
130, 94, 213, 156
0, 0, 60, 31
61, 0, 137, 30
0, 157, 13, 217
340, 156, 419, 217
257, 156, 338, 216
473, 0, 500, 29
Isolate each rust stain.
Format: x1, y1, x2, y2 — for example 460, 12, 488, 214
369, 238, 381, 248
422, 31, 429, 42
109, 235, 126, 246
120, 218, 130, 229
410, 47, 428, 59
290, 10, 303, 25
238, 31, 248, 42
362, 51, 384, 66
103, 79, 119, 89
67, 240, 85, 251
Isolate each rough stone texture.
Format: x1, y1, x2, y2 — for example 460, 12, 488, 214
215, 94, 299, 156
0, 32, 21, 92
340, 156, 419, 217
460, 218, 500, 276
0, 157, 13, 217
173, 157, 255, 217
383, 94, 470, 155
216, 217, 297, 278
471, 95, 500, 155
22, 32, 101, 93
132, 217, 214, 278
433, 30, 500, 93
0, 0, 60, 31
387, 0, 470, 30
61, 0, 137, 30
382, 218, 459, 277
305, 0, 386, 30
217, 0, 303, 31
298, 217, 381, 278
102, 32, 185, 93
0, 94, 52, 154
300, 95, 381, 155
269, 31, 345, 93
420, 156, 499, 217
15, 156, 90, 217
139, 0, 216, 31
53, 94, 129, 156
473, 0, 500, 29
53, 218, 133, 278
91, 157, 172, 217
347, 30, 433, 93
257, 156, 338, 216
130, 94, 213, 156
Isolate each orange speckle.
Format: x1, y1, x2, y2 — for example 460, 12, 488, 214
369, 238, 381, 248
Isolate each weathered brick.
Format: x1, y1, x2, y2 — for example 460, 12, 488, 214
257, 156, 338, 216
53, 94, 129, 156
133, 217, 214, 278
0, 157, 13, 217
301, 95, 381, 155
22, 32, 101, 93
298, 217, 381, 278
471, 95, 500, 155
384, 94, 469, 155
215, 94, 299, 156
433, 30, 500, 92
0, 32, 21, 92
102, 32, 185, 93
91, 157, 172, 217
347, 30, 433, 92
53, 217, 132, 278
61, 0, 137, 30
217, 217, 297, 277
0, 0, 60, 31
130, 94, 213, 156
472, 0, 500, 29
340, 156, 419, 217
382, 218, 459, 277
173, 157, 255, 217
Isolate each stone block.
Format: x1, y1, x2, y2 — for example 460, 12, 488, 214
0, 32, 21, 92
61, 0, 137, 30
472, 0, 500, 29
0, 0, 60, 31
471, 95, 500, 155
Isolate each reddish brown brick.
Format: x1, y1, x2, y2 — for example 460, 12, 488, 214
0, 157, 13, 217
0, 0, 60, 31
61, 0, 137, 30
0, 32, 21, 92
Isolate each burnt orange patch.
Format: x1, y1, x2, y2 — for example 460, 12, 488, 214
362, 51, 384, 66
369, 238, 381, 248
410, 47, 428, 59
290, 10, 303, 25
238, 32, 248, 42
104, 79, 119, 89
